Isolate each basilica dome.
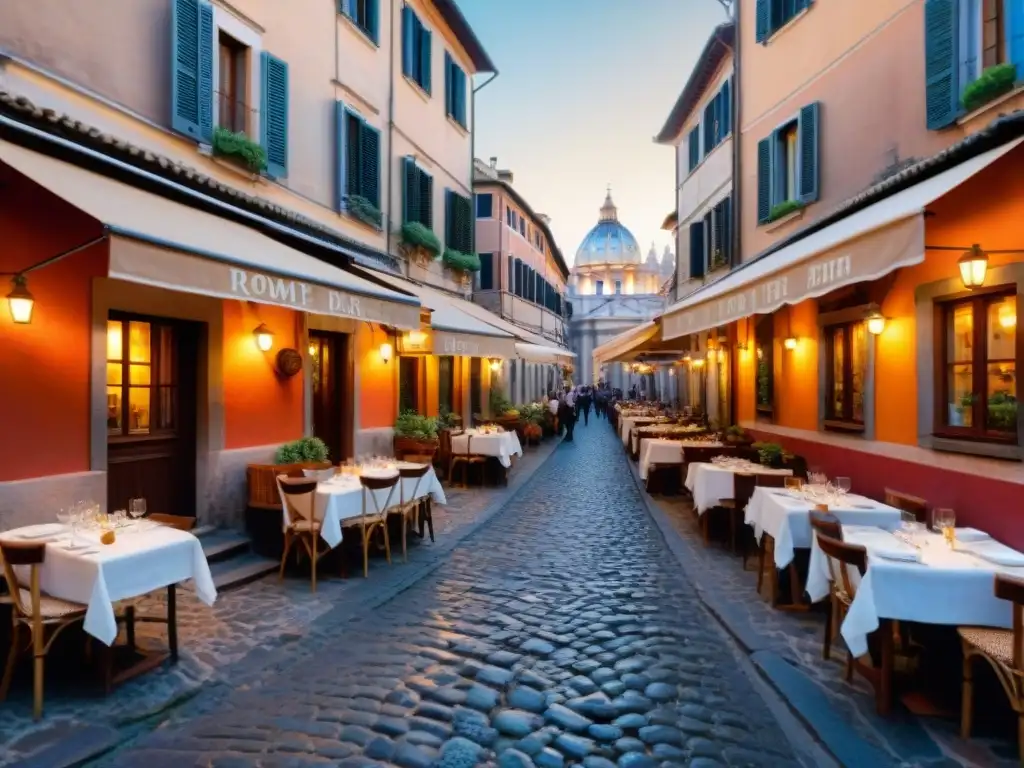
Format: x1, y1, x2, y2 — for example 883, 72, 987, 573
574, 190, 642, 267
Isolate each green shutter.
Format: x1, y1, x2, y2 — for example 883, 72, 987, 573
401, 7, 413, 78
755, 0, 770, 43
343, 108, 361, 199
260, 52, 289, 178
334, 101, 346, 212
421, 171, 434, 228
360, 124, 380, 207
689, 223, 705, 279
444, 189, 454, 246
461, 194, 472, 252
924, 0, 959, 130
171, 0, 214, 141
798, 101, 820, 204
420, 27, 432, 93
402, 156, 418, 224
757, 137, 772, 223
444, 52, 453, 117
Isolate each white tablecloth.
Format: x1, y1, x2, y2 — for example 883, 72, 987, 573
639, 440, 724, 480
746, 487, 903, 568
451, 430, 522, 468
631, 425, 706, 453
6, 522, 216, 645
685, 462, 792, 514
619, 416, 669, 447
316, 464, 447, 548
808, 526, 1019, 657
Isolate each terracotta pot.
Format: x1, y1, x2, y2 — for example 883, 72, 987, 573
394, 436, 439, 461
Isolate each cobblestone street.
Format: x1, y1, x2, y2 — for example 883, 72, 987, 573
99, 424, 810, 768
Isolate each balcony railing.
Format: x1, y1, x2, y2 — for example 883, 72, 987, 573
215, 91, 256, 135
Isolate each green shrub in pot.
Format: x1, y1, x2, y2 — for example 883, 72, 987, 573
275, 436, 329, 464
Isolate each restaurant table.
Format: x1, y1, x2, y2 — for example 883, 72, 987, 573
630, 424, 706, 454
451, 430, 523, 468
639, 439, 724, 480
316, 463, 447, 547
5, 521, 216, 647
807, 525, 1023, 658
746, 486, 904, 569
619, 416, 670, 447
685, 461, 792, 514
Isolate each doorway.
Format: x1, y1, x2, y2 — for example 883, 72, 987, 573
106, 313, 199, 516
310, 331, 350, 464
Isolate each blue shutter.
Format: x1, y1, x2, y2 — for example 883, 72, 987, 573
1006, 0, 1024, 82
798, 101, 820, 204
171, 0, 213, 141
361, 124, 380, 207
703, 100, 715, 154
444, 52, 453, 116
402, 156, 417, 223
260, 52, 289, 178
334, 101, 346, 212
401, 6, 413, 78
687, 127, 700, 172
456, 67, 467, 126
689, 223, 705, 280
924, 0, 959, 129
755, 0, 771, 43
757, 137, 772, 223
420, 27, 432, 93
420, 171, 434, 228
444, 189, 454, 246
724, 195, 733, 263
344, 108, 361, 198
366, 0, 379, 43
721, 79, 732, 137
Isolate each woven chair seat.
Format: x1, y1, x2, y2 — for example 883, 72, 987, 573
959, 626, 1014, 666
16, 589, 86, 619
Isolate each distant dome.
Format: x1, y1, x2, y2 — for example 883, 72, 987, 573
645, 242, 660, 268
574, 189, 642, 267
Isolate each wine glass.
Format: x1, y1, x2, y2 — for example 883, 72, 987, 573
56, 508, 72, 544
129, 498, 147, 521
835, 477, 852, 496
934, 508, 957, 548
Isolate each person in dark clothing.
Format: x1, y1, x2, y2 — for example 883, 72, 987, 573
559, 387, 576, 442
580, 387, 593, 426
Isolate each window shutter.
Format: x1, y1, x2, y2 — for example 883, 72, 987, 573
334, 101, 346, 212
755, 0, 770, 43
924, 0, 959, 129
460, 194, 472, 252
343, 108, 361, 199
366, 0, 379, 43
456, 68, 467, 125
360, 123, 380, 207
798, 101, 820, 204
507, 256, 514, 292
724, 195, 734, 263
444, 52, 453, 116
689, 223, 705, 280
480, 253, 493, 289
420, 28, 432, 94
444, 189, 454, 247
402, 157, 418, 224
420, 171, 433, 228
260, 52, 289, 178
756, 137, 772, 223
712, 202, 725, 265
401, 7, 413, 77
721, 79, 732, 137
687, 127, 700, 171
702, 101, 715, 154
1006, 0, 1024, 82
171, 0, 214, 141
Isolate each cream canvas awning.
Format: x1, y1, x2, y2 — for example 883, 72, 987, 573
0, 139, 422, 329
661, 137, 1024, 340
592, 321, 660, 366
514, 342, 576, 364
372, 274, 518, 359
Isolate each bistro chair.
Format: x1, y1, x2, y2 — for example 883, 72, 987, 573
959, 574, 1024, 760
718, 472, 757, 557
450, 434, 486, 488
395, 464, 430, 562
884, 488, 929, 525
350, 474, 398, 578
809, 511, 843, 660
276, 475, 326, 592
0, 539, 87, 720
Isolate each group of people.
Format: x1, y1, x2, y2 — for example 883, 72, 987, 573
546, 383, 621, 443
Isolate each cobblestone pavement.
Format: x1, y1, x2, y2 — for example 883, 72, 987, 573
98, 423, 807, 768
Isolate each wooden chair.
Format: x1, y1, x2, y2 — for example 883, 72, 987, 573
449, 434, 486, 487
718, 472, 757, 556
350, 474, 398, 578
276, 475, 326, 592
884, 488, 928, 524
0, 539, 87, 720
146, 514, 197, 531
809, 512, 843, 660
395, 464, 430, 562
959, 574, 1024, 760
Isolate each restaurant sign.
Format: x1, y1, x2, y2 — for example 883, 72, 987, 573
108, 237, 422, 329
661, 217, 924, 340
432, 329, 517, 360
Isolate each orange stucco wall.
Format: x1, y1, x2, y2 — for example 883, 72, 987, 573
735, 319, 756, 424
357, 324, 397, 429
767, 302, 819, 431
0, 171, 106, 481
222, 301, 304, 450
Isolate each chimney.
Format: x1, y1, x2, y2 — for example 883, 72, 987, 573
489, 156, 497, 169
497, 170, 514, 184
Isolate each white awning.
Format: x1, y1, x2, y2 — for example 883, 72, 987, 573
661, 137, 1024, 339
515, 343, 576, 364
0, 138, 421, 329
592, 321, 660, 366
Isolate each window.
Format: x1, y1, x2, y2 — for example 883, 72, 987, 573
701, 80, 731, 156
824, 321, 868, 428
687, 126, 700, 173
688, 221, 705, 280
439, 355, 455, 416
337, 104, 381, 211
756, 0, 811, 43
470, 357, 482, 417
478, 253, 494, 290
217, 32, 248, 133
514, 258, 523, 297
709, 197, 733, 269
756, 103, 820, 224
959, 0, 1009, 96
506, 207, 513, 227
402, 157, 433, 227
445, 52, 468, 127
595, 280, 604, 296
937, 291, 1018, 439
106, 318, 177, 436
614, 280, 622, 294
519, 217, 526, 237
476, 193, 493, 218
445, 190, 472, 253
342, 0, 379, 43
507, 256, 514, 293
401, 6, 431, 93
755, 315, 774, 415
534, 272, 544, 305
399, 355, 420, 413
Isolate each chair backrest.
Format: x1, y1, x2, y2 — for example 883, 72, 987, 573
277, 475, 318, 525
784, 454, 809, 480
399, 463, 430, 505
302, 467, 336, 482
360, 473, 399, 517
816, 532, 867, 599
0, 539, 45, 618
884, 488, 928, 524
733, 446, 761, 463
147, 513, 197, 531
732, 472, 757, 510
755, 473, 788, 488
994, 574, 1024, 670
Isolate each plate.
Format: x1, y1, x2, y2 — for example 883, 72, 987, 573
9, 524, 64, 540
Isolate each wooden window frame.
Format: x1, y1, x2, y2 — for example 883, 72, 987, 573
217, 31, 249, 134
754, 315, 775, 418
933, 284, 1020, 444
823, 320, 867, 432
107, 313, 178, 443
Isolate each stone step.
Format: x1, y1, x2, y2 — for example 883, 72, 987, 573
198, 529, 252, 564
208, 551, 278, 592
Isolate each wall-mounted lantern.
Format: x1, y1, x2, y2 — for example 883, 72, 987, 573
958, 244, 988, 289
7, 275, 34, 324
253, 323, 274, 352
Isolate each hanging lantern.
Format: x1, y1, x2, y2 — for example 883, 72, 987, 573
958, 244, 988, 289
6, 275, 34, 324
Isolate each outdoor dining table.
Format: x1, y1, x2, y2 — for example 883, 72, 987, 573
3, 521, 216, 650
315, 463, 447, 547
451, 429, 523, 468
630, 423, 706, 454
685, 460, 792, 514
619, 415, 670, 447
639, 439, 724, 480
746, 486, 904, 569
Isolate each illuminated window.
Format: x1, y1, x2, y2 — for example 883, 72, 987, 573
824, 321, 867, 429
107, 317, 177, 436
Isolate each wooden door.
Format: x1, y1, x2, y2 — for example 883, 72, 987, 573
310, 331, 350, 463
106, 314, 198, 516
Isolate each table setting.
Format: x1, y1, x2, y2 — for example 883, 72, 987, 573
619, 415, 672, 447
451, 428, 523, 468
631, 422, 707, 453
685, 457, 792, 514
639, 438, 724, 480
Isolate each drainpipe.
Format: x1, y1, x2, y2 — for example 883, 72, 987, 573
730, 0, 742, 268
386, 0, 398, 270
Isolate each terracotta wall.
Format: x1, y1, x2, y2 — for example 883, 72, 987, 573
0, 171, 106, 481
357, 324, 397, 429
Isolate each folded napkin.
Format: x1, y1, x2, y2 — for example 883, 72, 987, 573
960, 539, 1024, 567
848, 527, 922, 563
872, 547, 922, 563
954, 527, 990, 544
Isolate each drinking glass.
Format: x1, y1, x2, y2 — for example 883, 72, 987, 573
835, 477, 852, 496
56, 508, 72, 543
128, 498, 147, 520
934, 508, 956, 548
784, 476, 803, 491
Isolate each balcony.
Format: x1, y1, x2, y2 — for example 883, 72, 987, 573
473, 290, 567, 344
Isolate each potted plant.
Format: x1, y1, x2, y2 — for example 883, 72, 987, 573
752, 441, 792, 468
724, 424, 751, 445
520, 403, 546, 445
393, 410, 440, 460
400, 222, 442, 267
346, 194, 383, 229
211, 126, 268, 174
962, 62, 1017, 113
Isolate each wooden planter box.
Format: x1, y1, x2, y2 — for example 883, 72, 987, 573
394, 436, 439, 462
245, 460, 331, 559
494, 415, 525, 445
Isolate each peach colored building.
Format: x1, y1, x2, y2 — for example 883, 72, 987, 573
0, 0, 507, 530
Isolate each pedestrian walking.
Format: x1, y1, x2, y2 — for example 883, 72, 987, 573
560, 386, 577, 442
580, 386, 592, 426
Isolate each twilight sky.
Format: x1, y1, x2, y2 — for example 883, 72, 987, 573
460, 0, 727, 267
